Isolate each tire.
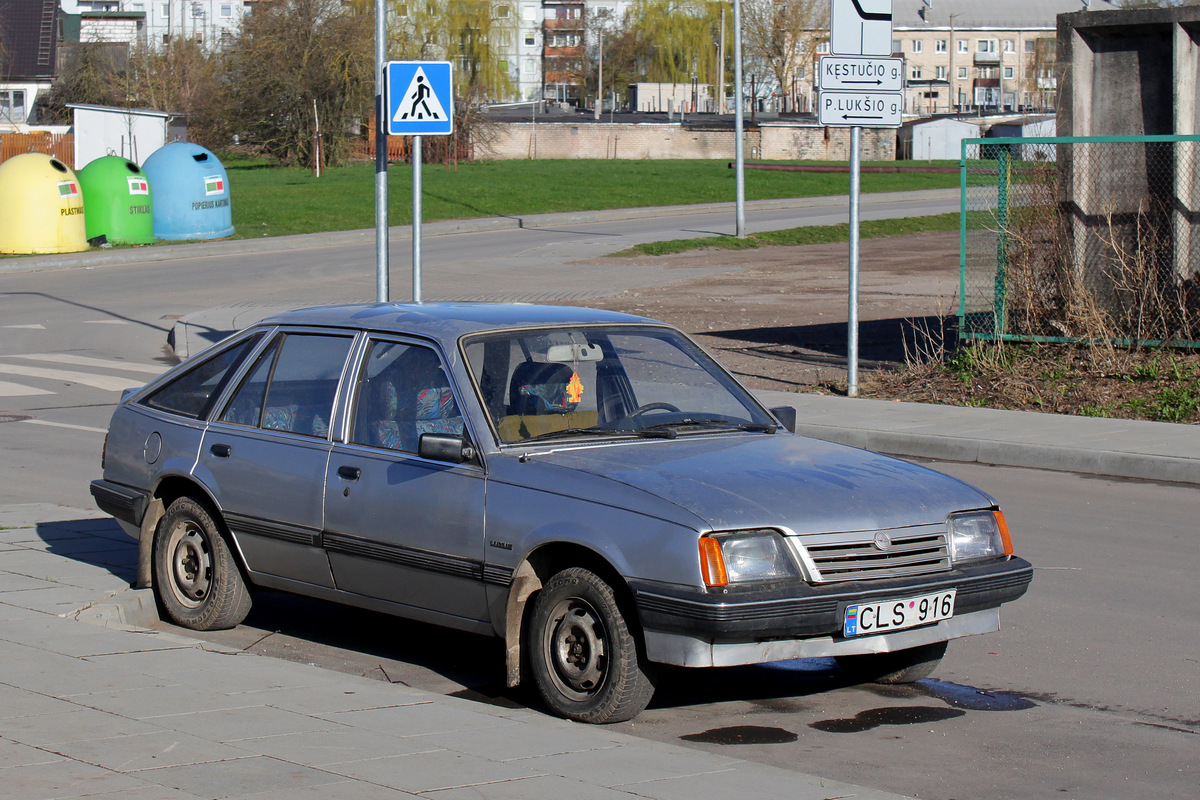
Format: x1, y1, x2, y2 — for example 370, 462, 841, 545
527, 567, 656, 724
835, 641, 948, 685
153, 496, 252, 631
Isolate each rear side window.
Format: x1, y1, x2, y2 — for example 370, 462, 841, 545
142, 334, 262, 419
219, 332, 354, 438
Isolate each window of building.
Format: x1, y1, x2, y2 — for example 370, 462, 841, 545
911, 39, 922, 53
0, 90, 27, 124
891, 39, 901, 53
957, 39, 969, 54
219, 3, 232, 18
1004, 66, 1014, 79
1003, 39, 1014, 53
936, 65, 946, 80
816, 41, 829, 54
1025, 39, 1036, 54
525, 33, 535, 46
524, 58, 536, 74
978, 39, 995, 53
911, 66, 922, 79
935, 39, 946, 53
957, 66, 967, 79
496, 4, 509, 17
160, 3, 168, 16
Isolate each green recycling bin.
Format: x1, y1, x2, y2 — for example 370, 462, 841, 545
77, 156, 155, 245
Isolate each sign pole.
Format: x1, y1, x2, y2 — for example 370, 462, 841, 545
374, 0, 388, 303
412, 135, 422, 303
848, 125, 861, 397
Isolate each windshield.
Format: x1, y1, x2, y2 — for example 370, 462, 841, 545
463, 325, 776, 444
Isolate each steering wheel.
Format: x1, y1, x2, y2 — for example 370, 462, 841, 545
629, 402, 681, 417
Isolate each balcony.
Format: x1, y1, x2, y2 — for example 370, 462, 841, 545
974, 51, 1000, 65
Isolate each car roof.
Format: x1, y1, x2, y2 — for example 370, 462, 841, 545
257, 303, 664, 345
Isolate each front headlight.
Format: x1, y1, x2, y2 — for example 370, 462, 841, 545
947, 510, 1014, 565
699, 529, 801, 587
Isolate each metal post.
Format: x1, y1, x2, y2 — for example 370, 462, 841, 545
848, 125, 861, 398
412, 134, 422, 303
374, 0, 388, 303
733, 0, 745, 237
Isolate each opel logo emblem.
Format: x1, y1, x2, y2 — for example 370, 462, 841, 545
873, 531, 893, 551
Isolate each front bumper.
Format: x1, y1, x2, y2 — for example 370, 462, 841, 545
631, 557, 1032, 667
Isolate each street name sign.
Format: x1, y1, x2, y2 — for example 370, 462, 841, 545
830, 0, 894, 57
818, 90, 902, 127
384, 61, 454, 136
819, 55, 903, 92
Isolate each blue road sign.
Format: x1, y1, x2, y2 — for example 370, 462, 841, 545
384, 61, 454, 136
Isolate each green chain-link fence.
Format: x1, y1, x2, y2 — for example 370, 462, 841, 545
959, 135, 1200, 347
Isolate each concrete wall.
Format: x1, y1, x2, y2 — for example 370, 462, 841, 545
479, 122, 895, 161
1057, 5, 1200, 291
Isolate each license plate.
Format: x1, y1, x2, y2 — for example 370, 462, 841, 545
844, 589, 956, 637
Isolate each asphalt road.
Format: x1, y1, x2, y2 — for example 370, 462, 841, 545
140, 461, 1200, 800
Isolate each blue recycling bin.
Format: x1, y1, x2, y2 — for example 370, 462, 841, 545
141, 142, 233, 240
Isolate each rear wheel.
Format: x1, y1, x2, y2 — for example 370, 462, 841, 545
153, 496, 251, 631
527, 567, 656, 724
835, 641, 948, 684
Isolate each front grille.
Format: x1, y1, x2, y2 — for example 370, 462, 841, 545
801, 529, 950, 583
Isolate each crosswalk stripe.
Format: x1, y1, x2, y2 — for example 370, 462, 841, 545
0, 364, 138, 392
8, 354, 165, 375
23, 419, 108, 434
0, 380, 54, 397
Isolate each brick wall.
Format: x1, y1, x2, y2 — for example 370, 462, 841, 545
479, 122, 896, 161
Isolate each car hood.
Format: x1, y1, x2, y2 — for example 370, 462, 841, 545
529, 433, 995, 534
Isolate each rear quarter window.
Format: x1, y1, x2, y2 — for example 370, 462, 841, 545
142, 334, 262, 419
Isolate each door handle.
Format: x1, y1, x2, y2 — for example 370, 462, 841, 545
337, 465, 361, 481
210, 443, 232, 458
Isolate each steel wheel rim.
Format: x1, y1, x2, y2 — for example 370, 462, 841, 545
167, 521, 212, 608
543, 597, 609, 701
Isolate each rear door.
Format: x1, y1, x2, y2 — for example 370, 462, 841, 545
199, 329, 355, 588
323, 337, 489, 630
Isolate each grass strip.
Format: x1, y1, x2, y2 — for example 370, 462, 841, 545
612, 212, 962, 257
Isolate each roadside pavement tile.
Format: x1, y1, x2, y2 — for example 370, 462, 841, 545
0, 738, 66, 769
322, 699, 517, 737
52, 784, 208, 800
622, 764, 910, 800
517, 743, 742, 787
245, 678, 428, 715
1, 707, 165, 748
1, 755, 154, 799
45, 729, 254, 773
136, 755, 346, 798
148, 704, 342, 742
0, 681, 82, 719
417, 721, 623, 762
2, 648, 170, 696
0, 601, 46, 621
0, 573, 55, 592
240, 728, 440, 767
89, 647, 329, 691
69, 681, 264, 720
12, 626, 195, 659
321, 748, 541, 793
4, 584, 120, 616
239, 780, 422, 800
423, 774, 650, 800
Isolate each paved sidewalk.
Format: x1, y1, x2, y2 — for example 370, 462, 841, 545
0, 502, 912, 800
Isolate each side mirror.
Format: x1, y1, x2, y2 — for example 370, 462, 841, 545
418, 432, 476, 464
769, 405, 797, 433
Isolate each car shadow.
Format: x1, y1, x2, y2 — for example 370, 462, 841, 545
35, 516, 139, 587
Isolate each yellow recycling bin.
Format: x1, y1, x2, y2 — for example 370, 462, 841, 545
0, 153, 88, 254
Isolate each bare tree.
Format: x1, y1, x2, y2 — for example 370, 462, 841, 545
226, 0, 374, 164
391, 0, 518, 104
741, 0, 827, 112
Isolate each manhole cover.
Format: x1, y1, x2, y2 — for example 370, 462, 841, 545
0, 415, 31, 423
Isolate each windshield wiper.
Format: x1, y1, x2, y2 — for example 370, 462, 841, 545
639, 418, 776, 435
520, 426, 627, 443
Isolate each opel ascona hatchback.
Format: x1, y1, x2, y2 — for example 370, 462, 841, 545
92, 303, 1032, 723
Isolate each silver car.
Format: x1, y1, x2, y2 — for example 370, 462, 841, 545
92, 303, 1031, 723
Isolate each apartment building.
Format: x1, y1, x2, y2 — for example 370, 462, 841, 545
885, 0, 1119, 115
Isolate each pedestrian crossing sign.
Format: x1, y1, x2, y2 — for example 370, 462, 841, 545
384, 61, 454, 136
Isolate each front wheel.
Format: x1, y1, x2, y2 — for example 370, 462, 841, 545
153, 496, 252, 631
835, 641, 948, 685
527, 567, 656, 723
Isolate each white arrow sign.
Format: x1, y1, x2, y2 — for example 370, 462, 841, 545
819, 56, 903, 92
830, 0, 894, 57
818, 90, 902, 127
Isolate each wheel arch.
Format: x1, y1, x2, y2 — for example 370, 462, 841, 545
502, 541, 640, 689
141, 475, 246, 588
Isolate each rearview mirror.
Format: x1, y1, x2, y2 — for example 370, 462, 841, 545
546, 343, 603, 363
